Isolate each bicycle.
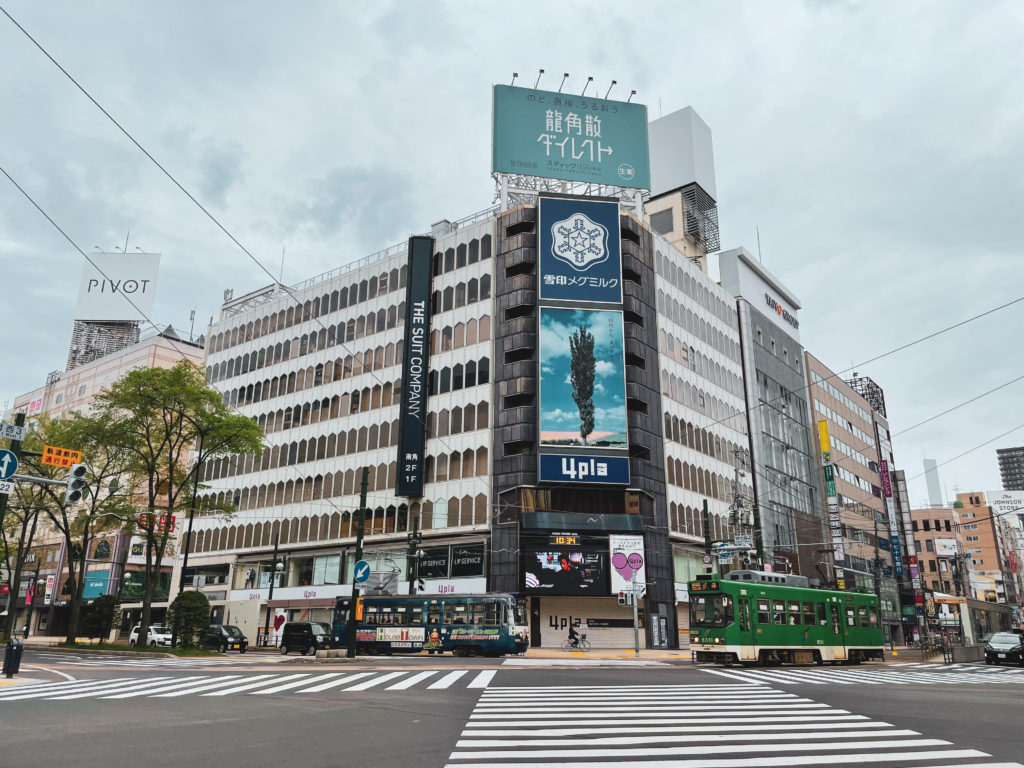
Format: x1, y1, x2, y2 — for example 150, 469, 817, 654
560, 633, 591, 652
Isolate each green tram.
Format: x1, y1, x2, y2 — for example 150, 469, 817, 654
688, 573, 885, 665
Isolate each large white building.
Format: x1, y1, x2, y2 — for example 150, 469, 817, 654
180, 104, 752, 648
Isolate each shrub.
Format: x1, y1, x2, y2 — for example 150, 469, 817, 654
82, 595, 120, 639
167, 591, 210, 649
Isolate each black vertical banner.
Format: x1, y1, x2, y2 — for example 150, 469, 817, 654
395, 235, 434, 497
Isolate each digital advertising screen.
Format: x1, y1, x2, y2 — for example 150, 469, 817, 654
522, 550, 607, 596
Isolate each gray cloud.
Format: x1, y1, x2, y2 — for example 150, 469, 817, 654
1, 0, 1021, 504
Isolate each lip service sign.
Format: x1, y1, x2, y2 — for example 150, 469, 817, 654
76, 252, 160, 321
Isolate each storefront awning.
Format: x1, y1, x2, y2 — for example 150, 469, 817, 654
521, 512, 642, 532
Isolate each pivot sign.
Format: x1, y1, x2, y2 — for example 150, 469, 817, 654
353, 559, 371, 584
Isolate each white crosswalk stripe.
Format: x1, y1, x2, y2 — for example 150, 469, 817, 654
0, 668, 496, 701
446, 682, 1021, 768
33, 652, 267, 667
701, 665, 1024, 686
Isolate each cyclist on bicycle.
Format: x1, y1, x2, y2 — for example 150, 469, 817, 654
568, 624, 580, 648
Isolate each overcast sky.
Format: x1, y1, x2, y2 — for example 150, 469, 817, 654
1, 1, 1021, 507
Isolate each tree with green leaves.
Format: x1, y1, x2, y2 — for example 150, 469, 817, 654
167, 589, 210, 650
17, 413, 136, 643
95, 361, 264, 640
570, 325, 596, 445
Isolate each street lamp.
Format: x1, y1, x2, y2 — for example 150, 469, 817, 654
262, 556, 284, 647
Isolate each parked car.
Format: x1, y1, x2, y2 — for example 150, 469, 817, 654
129, 624, 172, 647
207, 624, 248, 653
984, 632, 1024, 665
279, 621, 333, 656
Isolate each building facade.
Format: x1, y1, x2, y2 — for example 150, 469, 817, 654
805, 354, 903, 642
997, 447, 1024, 492
718, 247, 819, 577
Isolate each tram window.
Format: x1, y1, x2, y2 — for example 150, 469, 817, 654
411, 606, 424, 625
788, 602, 801, 625
363, 609, 379, 625
427, 606, 442, 624
691, 595, 734, 628
470, 605, 487, 626
757, 600, 770, 624
845, 607, 856, 627
773, 601, 786, 625
378, 610, 392, 625
452, 605, 468, 625
802, 602, 815, 626
739, 601, 749, 632
857, 606, 870, 628
485, 602, 500, 625
817, 603, 827, 626
393, 611, 408, 626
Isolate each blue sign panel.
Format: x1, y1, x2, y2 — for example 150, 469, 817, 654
353, 560, 371, 584
82, 570, 110, 599
539, 454, 630, 485
492, 85, 651, 189
538, 196, 622, 304
891, 538, 904, 578
0, 449, 18, 480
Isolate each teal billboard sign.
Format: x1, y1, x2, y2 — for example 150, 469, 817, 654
83, 570, 111, 599
492, 85, 650, 189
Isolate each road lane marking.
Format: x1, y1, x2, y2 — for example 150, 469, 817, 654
427, 671, 467, 689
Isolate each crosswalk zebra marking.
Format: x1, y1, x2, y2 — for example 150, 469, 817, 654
341, 671, 409, 690
428, 671, 467, 689
52, 676, 186, 700
252, 672, 345, 695
0, 677, 138, 701
386, 671, 439, 690
154, 674, 273, 697
0, 667, 495, 701
467, 670, 495, 688
103, 676, 221, 698
203, 673, 312, 696
446, 682, 1014, 768
701, 665, 1024, 686
296, 672, 373, 693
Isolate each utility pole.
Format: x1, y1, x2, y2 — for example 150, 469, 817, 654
753, 502, 765, 569
407, 513, 420, 596
261, 533, 280, 647
0, 412, 27, 533
346, 467, 368, 659
703, 499, 713, 574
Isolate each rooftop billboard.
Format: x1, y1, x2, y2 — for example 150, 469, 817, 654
492, 85, 650, 189
75, 252, 160, 322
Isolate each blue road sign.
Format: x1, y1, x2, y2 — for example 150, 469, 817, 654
353, 559, 371, 584
0, 449, 18, 480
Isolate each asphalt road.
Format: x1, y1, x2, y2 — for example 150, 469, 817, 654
2, 650, 1022, 768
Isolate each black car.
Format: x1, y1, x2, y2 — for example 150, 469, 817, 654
984, 632, 1024, 665
279, 621, 333, 656
207, 624, 248, 653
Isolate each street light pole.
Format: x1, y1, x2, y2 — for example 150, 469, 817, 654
22, 564, 41, 638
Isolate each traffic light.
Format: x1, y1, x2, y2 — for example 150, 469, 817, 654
65, 463, 87, 505
417, 577, 425, 592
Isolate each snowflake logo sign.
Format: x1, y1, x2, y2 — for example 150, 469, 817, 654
550, 212, 610, 272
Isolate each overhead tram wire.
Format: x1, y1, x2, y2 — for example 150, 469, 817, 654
9, 6, 1024, 536
0, 5, 496, 503
0, 163, 422, 532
